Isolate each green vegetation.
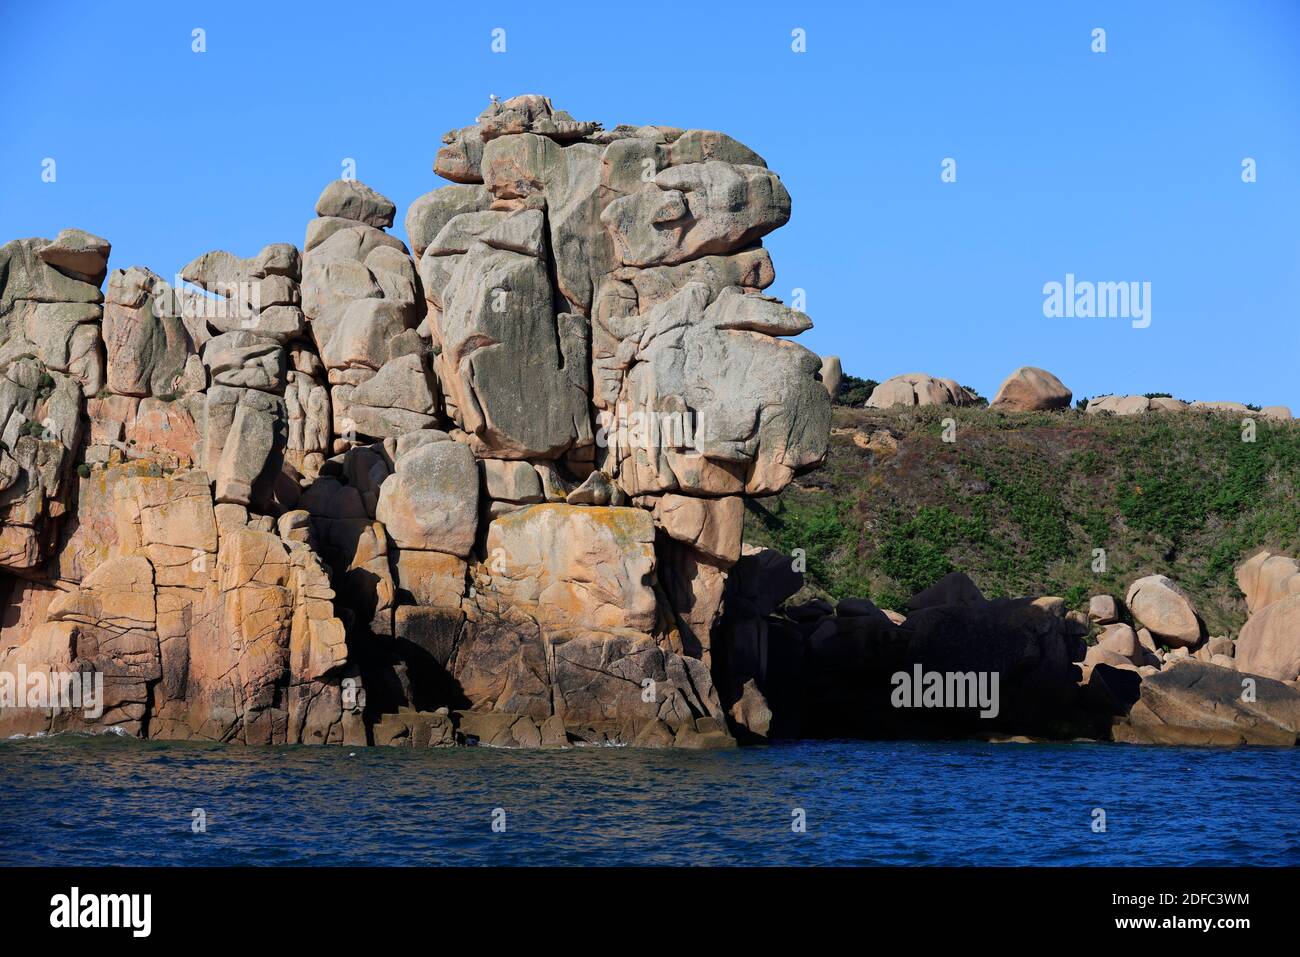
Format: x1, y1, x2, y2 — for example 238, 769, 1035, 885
744, 405, 1300, 636
834, 374, 877, 407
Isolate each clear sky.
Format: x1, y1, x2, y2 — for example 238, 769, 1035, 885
2, 0, 1297, 407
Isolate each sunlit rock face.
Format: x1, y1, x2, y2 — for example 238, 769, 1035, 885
0, 95, 830, 749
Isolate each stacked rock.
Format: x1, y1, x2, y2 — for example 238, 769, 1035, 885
0, 231, 107, 569
0, 94, 832, 749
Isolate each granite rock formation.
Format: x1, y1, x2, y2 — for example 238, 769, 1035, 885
0, 95, 830, 749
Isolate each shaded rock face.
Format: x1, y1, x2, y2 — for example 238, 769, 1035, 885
449, 613, 730, 748
715, 567, 1093, 741
0, 94, 831, 749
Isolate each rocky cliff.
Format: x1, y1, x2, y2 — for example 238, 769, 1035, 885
0, 95, 830, 748
3, 95, 1295, 750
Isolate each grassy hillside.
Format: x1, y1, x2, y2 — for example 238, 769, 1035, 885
744, 405, 1300, 637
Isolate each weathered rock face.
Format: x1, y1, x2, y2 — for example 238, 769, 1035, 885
435, 239, 592, 459
0, 236, 106, 572
0, 236, 108, 399
104, 267, 198, 398
0, 95, 834, 749
0, 466, 357, 743
473, 503, 657, 631
449, 612, 731, 748
595, 284, 829, 496
417, 94, 828, 498
375, 434, 478, 556
0, 361, 83, 571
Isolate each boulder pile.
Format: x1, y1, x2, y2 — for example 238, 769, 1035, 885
0, 95, 830, 748
1078, 556, 1300, 745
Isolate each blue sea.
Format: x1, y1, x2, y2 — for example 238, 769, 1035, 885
1, 735, 1296, 866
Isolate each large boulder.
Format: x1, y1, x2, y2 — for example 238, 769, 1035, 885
726, 544, 804, 618
474, 503, 657, 631
1113, 660, 1300, 746
865, 373, 976, 409
1088, 594, 1120, 625
1125, 575, 1201, 649
315, 179, 396, 229
374, 435, 478, 557
990, 366, 1072, 412
1233, 551, 1300, 682
103, 267, 196, 398
179, 244, 305, 342
648, 493, 743, 565
199, 385, 287, 509
404, 184, 491, 259
38, 228, 111, 283
347, 353, 438, 439
907, 572, 988, 611
434, 241, 591, 459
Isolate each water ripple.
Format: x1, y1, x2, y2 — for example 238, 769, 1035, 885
0, 736, 1296, 865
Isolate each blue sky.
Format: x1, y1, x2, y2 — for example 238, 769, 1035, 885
2, 0, 1297, 407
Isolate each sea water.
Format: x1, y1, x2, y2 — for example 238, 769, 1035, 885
1, 735, 1295, 866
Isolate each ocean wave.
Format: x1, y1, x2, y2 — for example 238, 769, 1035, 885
6, 726, 130, 741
